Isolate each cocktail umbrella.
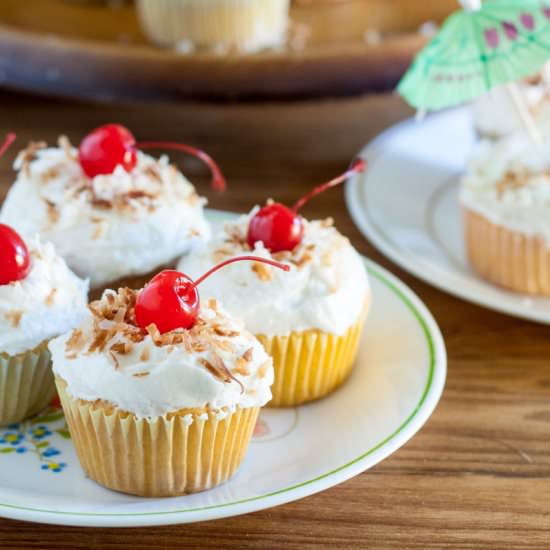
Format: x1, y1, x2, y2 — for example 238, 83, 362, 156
398, 0, 550, 142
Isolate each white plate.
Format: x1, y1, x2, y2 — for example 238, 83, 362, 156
346, 107, 550, 324
0, 210, 446, 528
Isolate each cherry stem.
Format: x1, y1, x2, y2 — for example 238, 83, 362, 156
0, 133, 16, 159
138, 141, 226, 192
291, 157, 366, 213
194, 255, 290, 287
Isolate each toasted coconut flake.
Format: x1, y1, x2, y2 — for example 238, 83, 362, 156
44, 288, 57, 306
133, 371, 150, 378
207, 298, 218, 311
44, 200, 60, 224
257, 361, 270, 379
242, 348, 254, 362
5, 310, 23, 328
252, 262, 273, 282
140, 347, 151, 362
58, 135, 76, 160
321, 217, 334, 228
110, 341, 131, 355
16, 141, 47, 176
233, 360, 250, 376
109, 351, 120, 369
91, 219, 108, 240
65, 329, 85, 355
213, 326, 240, 338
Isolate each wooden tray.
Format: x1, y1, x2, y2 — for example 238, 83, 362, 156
0, 0, 456, 102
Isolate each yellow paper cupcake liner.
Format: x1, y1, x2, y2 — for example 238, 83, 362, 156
464, 208, 550, 296
56, 379, 259, 497
137, 0, 290, 51
0, 342, 56, 426
257, 305, 368, 407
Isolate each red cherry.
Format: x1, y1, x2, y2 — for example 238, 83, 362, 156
78, 124, 137, 178
247, 203, 304, 253
135, 256, 290, 334
246, 158, 366, 253
135, 270, 199, 333
0, 224, 31, 285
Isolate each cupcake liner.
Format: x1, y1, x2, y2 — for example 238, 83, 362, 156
56, 379, 259, 497
0, 342, 56, 426
464, 208, 550, 295
137, 0, 290, 52
257, 304, 368, 407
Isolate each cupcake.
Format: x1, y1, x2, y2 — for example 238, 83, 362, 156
0, 124, 224, 291
461, 135, 550, 295
49, 256, 286, 497
473, 70, 550, 140
0, 224, 88, 425
179, 161, 370, 406
136, 0, 290, 53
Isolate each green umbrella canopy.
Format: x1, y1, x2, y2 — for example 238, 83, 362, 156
398, 0, 550, 111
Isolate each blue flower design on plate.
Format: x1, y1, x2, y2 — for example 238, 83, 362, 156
28, 426, 52, 440
0, 407, 70, 473
41, 462, 66, 473
0, 432, 24, 446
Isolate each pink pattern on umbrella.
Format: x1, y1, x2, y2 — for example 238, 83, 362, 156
520, 13, 535, 30
484, 28, 500, 49
544, 7, 550, 21
502, 21, 518, 40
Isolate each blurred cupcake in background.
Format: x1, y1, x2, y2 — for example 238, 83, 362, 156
0, 124, 223, 291
473, 68, 550, 140
0, 225, 88, 425
136, 0, 290, 53
461, 134, 550, 295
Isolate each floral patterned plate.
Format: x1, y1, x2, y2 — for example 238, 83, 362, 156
0, 210, 446, 527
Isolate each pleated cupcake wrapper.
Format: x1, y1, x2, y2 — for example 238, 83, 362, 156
0, 343, 56, 426
464, 208, 550, 296
257, 306, 368, 407
137, 0, 290, 51
56, 379, 259, 497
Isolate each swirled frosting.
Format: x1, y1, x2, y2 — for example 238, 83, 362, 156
178, 208, 370, 337
460, 135, 550, 242
0, 138, 211, 289
0, 237, 89, 356
49, 287, 273, 418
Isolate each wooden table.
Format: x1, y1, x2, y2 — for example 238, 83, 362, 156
0, 91, 548, 549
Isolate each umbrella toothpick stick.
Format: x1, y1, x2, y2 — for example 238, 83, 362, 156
506, 82, 543, 145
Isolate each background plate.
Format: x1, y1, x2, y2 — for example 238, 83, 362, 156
346, 107, 550, 324
0, 0, 456, 101
0, 210, 445, 527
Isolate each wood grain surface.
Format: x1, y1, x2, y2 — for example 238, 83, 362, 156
0, 91, 549, 549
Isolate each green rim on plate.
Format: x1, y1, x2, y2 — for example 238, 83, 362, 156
0, 259, 438, 519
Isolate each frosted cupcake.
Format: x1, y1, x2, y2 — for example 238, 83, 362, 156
179, 161, 370, 406
0, 224, 88, 425
473, 71, 550, 140
50, 256, 286, 497
461, 135, 550, 295
0, 124, 224, 290
137, 0, 290, 53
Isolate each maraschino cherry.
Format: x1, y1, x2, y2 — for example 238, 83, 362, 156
247, 158, 365, 253
78, 124, 226, 191
0, 134, 29, 286
0, 224, 31, 285
135, 256, 290, 334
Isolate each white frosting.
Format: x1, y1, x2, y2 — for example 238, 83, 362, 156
49, 299, 273, 418
0, 141, 211, 289
178, 209, 370, 337
460, 135, 550, 242
0, 237, 89, 356
473, 76, 550, 139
